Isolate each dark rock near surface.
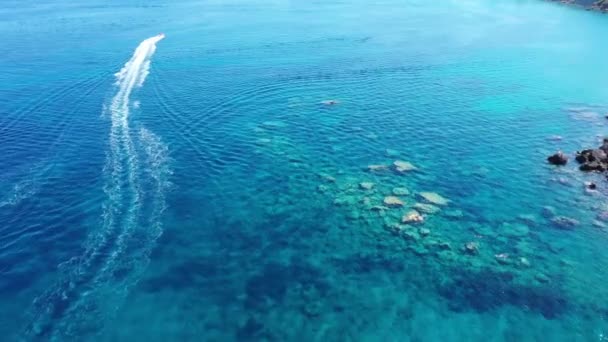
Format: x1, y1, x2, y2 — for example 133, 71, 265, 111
585, 181, 597, 190
575, 140, 608, 172
579, 161, 606, 172
550, 0, 608, 12
600, 138, 608, 152
592, 0, 608, 11
547, 151, 568, 165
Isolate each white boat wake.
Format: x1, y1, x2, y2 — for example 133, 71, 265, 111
25, 34, 171, 340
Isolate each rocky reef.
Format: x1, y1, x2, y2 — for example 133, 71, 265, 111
548, 0, 608, 12
244, 115, 607, 339
548, 138, 608, 174
576, 142, 608, 172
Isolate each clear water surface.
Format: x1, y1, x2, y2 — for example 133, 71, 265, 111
1, 0, 608, 340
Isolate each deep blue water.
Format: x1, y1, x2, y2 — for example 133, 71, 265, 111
2, 0, 608, 340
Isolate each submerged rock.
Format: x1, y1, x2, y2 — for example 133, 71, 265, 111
553, 176, 570, 186
346, 210, 361, 220
443, 209, 464, 219
333, 195, 357, 206
585, 181, 597, 190
419, 228, 431, 237
386, 222, 408, 234
519, 257, 531, 268
359, 182, 375, 190
551, 216, 579, 230
385, 149, 400, 157
438, 241, 452, 250
370, 205, 389, 212
500, 222, 530, 237
409, 244, 428, 256
286, 154, 305, 163
318, 173, 336, 183
547, 135, 562, 141
256, 138, 272, 145
597, 211, 608, 222
422, 238, 439, 249
321, 99, 339, 105
433, 247, 455, 261
393, 160, 416, 173
392, 187, 410, 196
383, 196, 404, 207
547, 151, 568, 166
402, 210, 424, 224
535, 273, 550, 284
517, 214, 538, 226
494, 253, 510, 265
464, 242, 479, 255
413, 203, 440, 214
418, 192, 449, 206
260, 120, 286, 129
403, 230, 420, 241
367, 164, 389, 172
541, 206, 556, 218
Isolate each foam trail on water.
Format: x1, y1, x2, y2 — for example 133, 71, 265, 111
98, 33, 165, 273
24, 34, 169, 340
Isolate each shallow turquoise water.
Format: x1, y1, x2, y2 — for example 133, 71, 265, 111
2, 0, 608, 340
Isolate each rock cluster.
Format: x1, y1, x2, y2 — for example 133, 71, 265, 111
547, 139, 608, 173
575, 139, 608, 172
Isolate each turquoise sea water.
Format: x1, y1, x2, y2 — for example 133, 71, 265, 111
2, 0, 608, 340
